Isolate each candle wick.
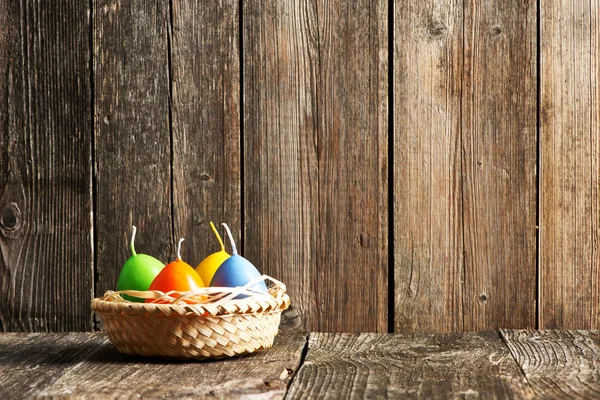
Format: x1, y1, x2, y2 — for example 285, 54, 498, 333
177, 238, 184, 261
222, 223, 238, 255
210, 221, 226, 252
130, 226, 137, 256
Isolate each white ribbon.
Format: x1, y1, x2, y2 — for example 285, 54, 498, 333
105, 274, 286, 306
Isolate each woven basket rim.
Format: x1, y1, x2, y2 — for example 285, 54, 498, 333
92, 288, 290, 317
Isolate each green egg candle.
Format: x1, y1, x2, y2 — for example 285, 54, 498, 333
210, 223, 268, 296
116, 226, 165, 302
195, 222, 230, 285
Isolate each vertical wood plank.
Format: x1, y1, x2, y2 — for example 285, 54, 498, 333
540, 0, 600, 329
461, 0, 537, 331
243, 0, 388, 332
94, 1, 173, 299
170, 0, 241, 265
394, 0, 464, 333
394, 0, 537, 332
0, 0, 93, 331
315, 0, 388, 332
243, 0, 320, 331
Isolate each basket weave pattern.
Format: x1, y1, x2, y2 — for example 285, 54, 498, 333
92, 287, 290, 359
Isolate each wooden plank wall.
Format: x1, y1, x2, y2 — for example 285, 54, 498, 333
243, 0, 388, 333
394, 0, 537, 333
93, 0, 173, 320
539, 0, 600, 330
171, 0, 241, 264
0, 0, 598, 333
0, 1, 93, 331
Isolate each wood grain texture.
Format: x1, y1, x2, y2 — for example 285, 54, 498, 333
0, 0, 93, 331
461, 0, 537, 331
244, 0, 388, 333
0, 332, 103, 397
393, 0, 464, 333
94, 0, 173, 301
171, 0, 241, 264
315, 0, 388, 332
0, 331, 307, 399
539, 0, 600, 329
286, 332, 534, 399
501, 329, 600, 398
394, 0, 537, 333
243, 0, 320, 332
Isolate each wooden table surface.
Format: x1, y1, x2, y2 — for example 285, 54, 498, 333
1, 330, 599, 399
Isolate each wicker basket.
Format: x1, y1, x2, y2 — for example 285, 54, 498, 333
91, 277, 290, 359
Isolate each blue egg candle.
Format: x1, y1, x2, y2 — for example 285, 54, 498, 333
210, 223, 268, 296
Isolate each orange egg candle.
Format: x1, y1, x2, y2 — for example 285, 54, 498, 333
146, 238, 205, 302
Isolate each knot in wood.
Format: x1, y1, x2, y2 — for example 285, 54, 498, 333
0, 203, 22, 239
1, 203, 20, 231
358, 233, 370, 249
491, 25, 503, 36
281, 306, 302, 329
428, 21, 447, 38
200, 174, 211, 181
479, 294, 488, 303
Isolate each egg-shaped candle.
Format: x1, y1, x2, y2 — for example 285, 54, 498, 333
210, 223, 268, 296
116, 226, 165, 302
146, 238, 205, 303
195, 222, 230, 285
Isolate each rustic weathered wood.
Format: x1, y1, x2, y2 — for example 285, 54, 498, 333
286, 332, 534, 399
314, 0, 388, 332
1, 0, 598, 337
501, 330, 600, 398
0, 331, 308, 399
0, 332, 102, 397
461, 0, 537, 332
244, 0, 388, 333
393, 0, 464, 333
242, 0, 319, 331
0, 1, 93, 331
6, 330, 600, 399
394, 0, 537, 333
94, 1, 173, 302
539, 0, 600, 329
170, 1, 241, 264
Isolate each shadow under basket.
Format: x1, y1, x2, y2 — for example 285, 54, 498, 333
91, 285, 290, 360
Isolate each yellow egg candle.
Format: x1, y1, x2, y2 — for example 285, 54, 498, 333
195, 221, 230, 285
